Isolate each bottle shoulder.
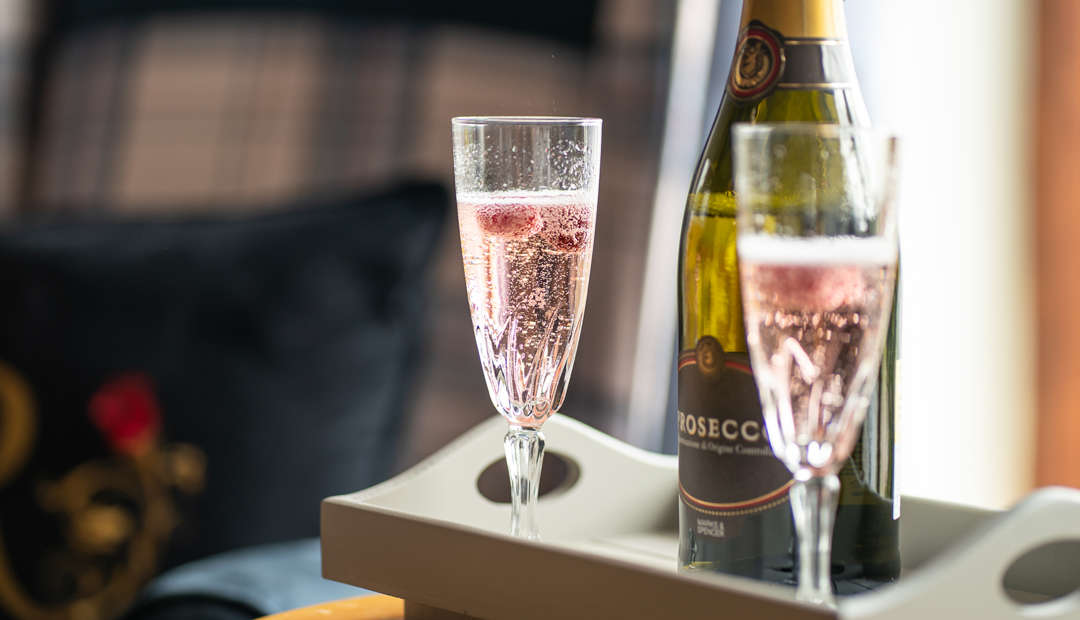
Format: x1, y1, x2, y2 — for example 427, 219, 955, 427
687, 87, 868, 203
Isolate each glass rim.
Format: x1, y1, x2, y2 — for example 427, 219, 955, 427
452, 116, 602, 127
732, 122, 898, 141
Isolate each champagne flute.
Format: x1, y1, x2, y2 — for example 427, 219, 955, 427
732, 123, 899, 605
451, 117, 601, 539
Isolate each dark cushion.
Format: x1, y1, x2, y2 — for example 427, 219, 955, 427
0, 181, 447, 618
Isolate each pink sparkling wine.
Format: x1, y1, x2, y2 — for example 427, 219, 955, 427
738, 236, 896, 475
457, 191, 596, 428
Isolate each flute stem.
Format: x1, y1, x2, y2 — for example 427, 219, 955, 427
791, 471, 839, 607
504, 426, 545, 540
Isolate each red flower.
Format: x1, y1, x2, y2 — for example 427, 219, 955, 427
89, 374, 163, 456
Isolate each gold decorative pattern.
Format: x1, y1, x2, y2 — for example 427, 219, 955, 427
0, 365, 205, 620
0, 362, 35, 488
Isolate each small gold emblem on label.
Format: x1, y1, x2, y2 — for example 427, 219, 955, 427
728, 21, 786, 101
735, 38, 772, 91
695, 336, 725, 380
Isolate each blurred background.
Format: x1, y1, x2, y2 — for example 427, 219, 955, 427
0, 0, 1074, 618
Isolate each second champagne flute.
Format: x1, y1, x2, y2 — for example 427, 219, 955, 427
733, 123, 899, 605
451, 116, 602, 539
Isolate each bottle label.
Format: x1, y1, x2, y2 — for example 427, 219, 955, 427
727, 21, 786, 102
677, 337, 793, 536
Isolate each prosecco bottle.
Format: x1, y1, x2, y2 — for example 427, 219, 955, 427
676, 0, 901, 593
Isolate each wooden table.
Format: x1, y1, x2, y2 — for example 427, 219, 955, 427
259, 595, 402, 620
258, 595, 477, 620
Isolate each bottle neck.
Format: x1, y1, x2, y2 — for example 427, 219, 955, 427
727, 0, 859, 99
740, 0, 848, 40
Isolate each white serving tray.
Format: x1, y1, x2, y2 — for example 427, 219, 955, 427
321, 415, 1080, 619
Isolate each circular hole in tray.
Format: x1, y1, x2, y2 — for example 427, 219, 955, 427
476, 451, 580, 503
1001, 539, 1080, 605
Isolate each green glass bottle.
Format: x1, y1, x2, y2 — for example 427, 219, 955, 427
676, 0, 900, 593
